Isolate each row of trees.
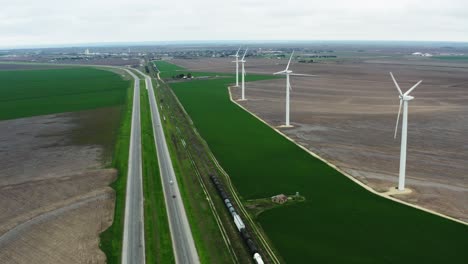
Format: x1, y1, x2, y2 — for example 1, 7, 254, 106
172, 73, 193, 79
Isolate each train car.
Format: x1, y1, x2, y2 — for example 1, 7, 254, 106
210, 174, 263, 264
233, 214, 245, 231
228, 206, 236, 215
240, 228, 251, 240
220, 190, 228, 200
246, 238, 259, 255
253, 253, 264, 264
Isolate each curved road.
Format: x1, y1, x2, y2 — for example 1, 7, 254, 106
134, 69, 200, 264
122, 69, 145, 264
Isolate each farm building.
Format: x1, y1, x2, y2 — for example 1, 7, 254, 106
271, 194, 288, 204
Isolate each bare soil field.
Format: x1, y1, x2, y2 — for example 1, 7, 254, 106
175, 57, 468, 222
0, 107, 121, 263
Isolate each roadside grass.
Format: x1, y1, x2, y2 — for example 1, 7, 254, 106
140, 79, 176, 264
0, 67, 129, 120
99, 78, 134, 264
168, 65, 468, 263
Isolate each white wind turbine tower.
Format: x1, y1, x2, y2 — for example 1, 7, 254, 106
231, 47, 241, 87
239, 48, 248, 100
274, 51, 315, 127
390, 72, 423, 191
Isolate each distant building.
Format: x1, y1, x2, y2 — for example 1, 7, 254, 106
271, 194, 288, 204
84, 49, 90, 55
411, 52, 433, 57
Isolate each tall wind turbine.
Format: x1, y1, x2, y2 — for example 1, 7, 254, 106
240, 48, 248, 100
390, 72, 423, 191
231, 47, 241, 87
274, 51, 315, 127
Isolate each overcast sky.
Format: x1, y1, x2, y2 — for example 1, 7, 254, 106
1, 0, 467, 48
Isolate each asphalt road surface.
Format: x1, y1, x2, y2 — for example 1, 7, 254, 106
135, 69, 200, 264
121, 69, 145, 264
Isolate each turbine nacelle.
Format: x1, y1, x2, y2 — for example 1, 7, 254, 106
400, 95, 414, 101
391, 71, 422, 139
240, 48, 248, 62
230, 47, 242, 58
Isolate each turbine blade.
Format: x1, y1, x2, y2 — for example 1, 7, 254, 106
274, 70, 286, 75
241, 48, 248, 61
404, 80, 423, 96
289, 73, 317, 77
394, 100, 402, 139
236, 46, 241, 56
390, 72, 403, 96
286, 51, 294, 71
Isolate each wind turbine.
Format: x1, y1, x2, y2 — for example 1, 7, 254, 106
231, 47, 241, 87
239, 48, 248, 100
390, 72, 423, 191
274, 51, 316, 127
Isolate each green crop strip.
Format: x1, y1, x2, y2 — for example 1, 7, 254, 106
0, 67, 129, 120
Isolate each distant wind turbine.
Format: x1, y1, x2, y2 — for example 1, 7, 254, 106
231, 47, 241, 87
274, 51, 316, 127
240, 48, 248, 100
390, 72, 423, 191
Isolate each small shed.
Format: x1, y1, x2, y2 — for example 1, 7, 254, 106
271, 194, 288, 204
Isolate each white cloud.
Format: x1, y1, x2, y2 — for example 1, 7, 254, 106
0, 0, 467, 48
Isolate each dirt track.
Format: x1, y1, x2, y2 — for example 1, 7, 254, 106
175, 57, 468, 222
0, 108, 121, 263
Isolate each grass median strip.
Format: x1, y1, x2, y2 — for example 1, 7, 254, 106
140, 79, 176, 264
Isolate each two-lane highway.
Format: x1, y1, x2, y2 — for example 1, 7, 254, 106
134, 69, 200, 264
121, 69, 145, 264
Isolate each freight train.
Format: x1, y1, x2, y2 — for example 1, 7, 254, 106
209, 175, 264, 264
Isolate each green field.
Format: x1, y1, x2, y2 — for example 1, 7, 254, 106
152, 60, 233, 79
0, 67, 129, 120
432, 55, 468, 62
153, 61, 186, 78
165, 62, 468, 263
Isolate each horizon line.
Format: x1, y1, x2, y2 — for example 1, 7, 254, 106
2, 39, 468, 50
